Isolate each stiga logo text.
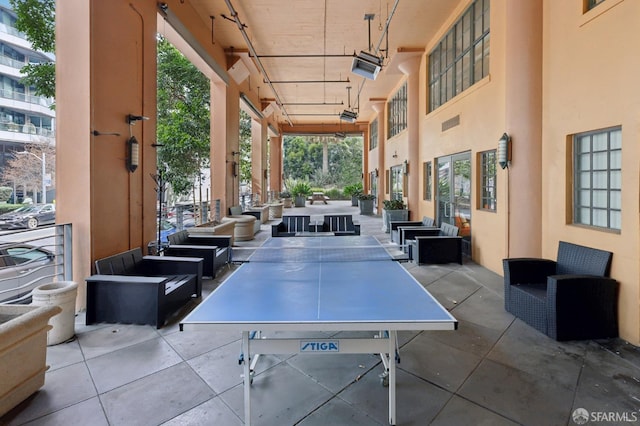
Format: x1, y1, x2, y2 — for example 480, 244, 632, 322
300, 341, 339, 352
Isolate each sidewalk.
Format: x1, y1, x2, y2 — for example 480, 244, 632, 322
3, 200, 638, 425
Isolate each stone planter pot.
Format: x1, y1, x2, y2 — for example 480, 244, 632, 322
32, 281, 78, 345
350, 195, 359, 206
358, 199, 374, 215
282, 198, 292, 208
383, 209, 409, 232
0, 304, 61, 417
294, 196, 306, 207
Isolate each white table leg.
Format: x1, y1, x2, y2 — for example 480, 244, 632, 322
388, 330, 397, 425
242, 331, 251, 426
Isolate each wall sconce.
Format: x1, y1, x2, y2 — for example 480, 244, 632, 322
392, 151, 398, 159
403, 160, 409, 175
374, 168, 379, 177
498, 133, 511, 169
127, 136, 139, 172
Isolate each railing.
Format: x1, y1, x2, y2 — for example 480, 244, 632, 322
0, 88, 54, 108
0, 121, 54, 137
0, 223, 72, 303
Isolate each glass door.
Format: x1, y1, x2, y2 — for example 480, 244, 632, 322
436, 152, 471, 255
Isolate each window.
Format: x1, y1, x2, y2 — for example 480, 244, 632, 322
480, 150, 496, 211
586, 0, 606, 11
423, 161, 432, 200
390, 165, 404, 200
574, 127, 621, 230
369, 119, 378, 150
428, 0, 490, 112
387, 82, 407, 138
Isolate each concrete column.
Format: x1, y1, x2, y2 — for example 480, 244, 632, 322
212, 81, 240, 214
269, 135, 283, 192
250, 118, 267, 203
371, 100, 386, 210
398, 56, 421, 220
505, 0, 543, 257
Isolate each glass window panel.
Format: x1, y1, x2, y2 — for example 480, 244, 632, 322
579, 207, 591, 223
580, 171, 591, 188
579, 153, 591, 170
610, 170, 621, 189
474, 43, 483, 81
610, 191, 621, 209
462, 52, 471, 90
592, 132, 607, 151
610, 210, 621, 230
483, 1, 490, 33
610, 129, 622, 149
592, 171, 607, 188
610, 150, 621, 169
462, 11, 471, 49
474, 2, 483, 39
592, 209, 608, 227
455, 60, 462, 95
577, 136, 591, 153
592, 190, 607, 208
482, 35, 490, 78
592, 151, 608, 169
579, 190, 591, 206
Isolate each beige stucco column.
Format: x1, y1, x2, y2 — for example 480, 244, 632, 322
504, 0, 543, 257
251, 118, 268, 202
398, 55, 421, 220
57, 0, 159, 309
212, 81, 239, 215
371, 100, 386, 211
269, 135, 283, 193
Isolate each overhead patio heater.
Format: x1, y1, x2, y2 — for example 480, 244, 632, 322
351, 51, 383, 80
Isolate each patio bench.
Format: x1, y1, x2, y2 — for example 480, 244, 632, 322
86, 248, 203, 328
165, 230, 231, 278
390, 216, 434, 244
316, 214, 360, 235
410, 223, 462, 265
272, 215, 311, 237
503, 241, 618, 341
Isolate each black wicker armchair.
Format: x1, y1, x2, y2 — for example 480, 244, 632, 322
410, 223, 462, 264
390, 216, 435, 244
503, 241, 618, 341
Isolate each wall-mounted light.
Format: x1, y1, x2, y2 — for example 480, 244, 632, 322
392, 151, 398, 159
403, 160, 409, 175
498, 133, 511, 169
127, 136, 139, 172
374, 168, 379, 177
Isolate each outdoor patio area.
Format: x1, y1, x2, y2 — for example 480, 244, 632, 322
2, 200, 639, 426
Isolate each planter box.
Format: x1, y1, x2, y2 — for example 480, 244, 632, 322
383, 209, 409, 232
358, 199, 374, 215
0, 304, 61, 416
294, 196, 306, 207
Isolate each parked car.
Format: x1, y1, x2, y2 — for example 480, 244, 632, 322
0, 243, 56, 303
0, 204, 56, 230
157, 218, 195, 243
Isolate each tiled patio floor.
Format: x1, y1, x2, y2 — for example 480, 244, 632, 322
3, 201, 639, 425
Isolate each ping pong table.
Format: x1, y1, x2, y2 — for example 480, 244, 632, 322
180, 235, 457, 425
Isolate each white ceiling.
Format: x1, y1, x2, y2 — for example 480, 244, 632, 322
187, 0, 461, 129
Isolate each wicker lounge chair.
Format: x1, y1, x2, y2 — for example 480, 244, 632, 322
503, 241, 618, 341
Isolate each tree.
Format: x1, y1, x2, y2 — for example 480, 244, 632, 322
239, 110, 252, 186
2, 143, 55, 202
9, 0, 56, 100
156, 37, 210, 197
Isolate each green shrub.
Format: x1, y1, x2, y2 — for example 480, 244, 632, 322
383, 199, 406, 210
325, 188, 343, 200
0, 187, 12, 202
343, 183, 363, 197
357, 193, 376, 201
291, 181, 312, 197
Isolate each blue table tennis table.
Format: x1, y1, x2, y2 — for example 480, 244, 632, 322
180, 235, 457, 425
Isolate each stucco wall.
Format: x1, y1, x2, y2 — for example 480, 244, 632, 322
542, 0, 640, 343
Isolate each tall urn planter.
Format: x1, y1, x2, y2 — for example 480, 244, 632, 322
0, 304, 61, 416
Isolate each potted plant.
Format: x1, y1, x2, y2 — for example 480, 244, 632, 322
343, 183, 363, 207
291, 181, 311, 207
382, 199, 408, 232
357, 193, 375, 215
279, 191, 292, 208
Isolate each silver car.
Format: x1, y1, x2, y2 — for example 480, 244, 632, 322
0, 244, 56, 303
